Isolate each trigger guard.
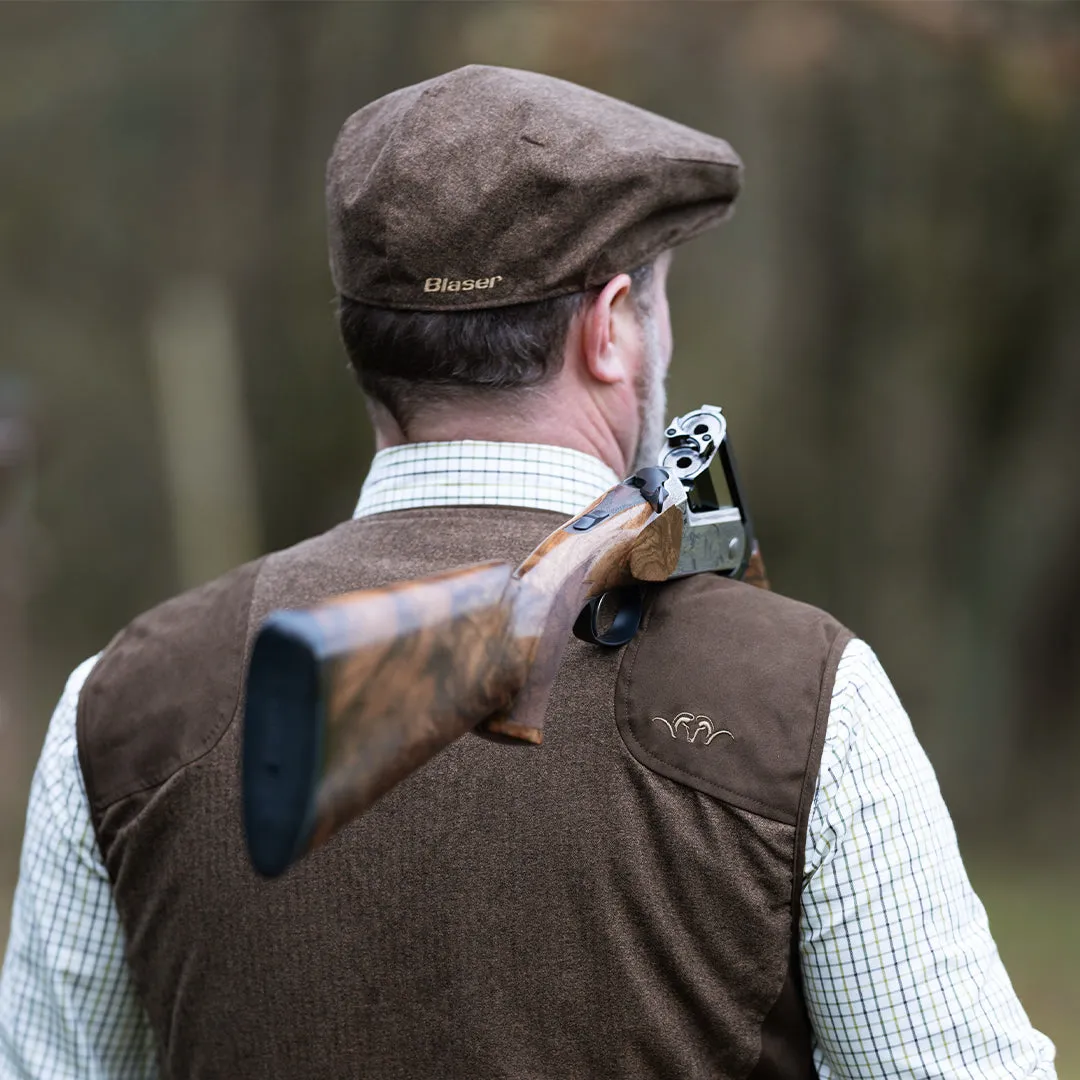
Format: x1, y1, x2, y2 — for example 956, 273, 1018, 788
572, 587, 644, 647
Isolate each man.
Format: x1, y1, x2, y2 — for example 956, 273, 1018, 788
0, 65, 1056, 1079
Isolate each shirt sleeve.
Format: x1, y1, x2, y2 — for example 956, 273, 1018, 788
800, 638, 1057, 1079
0, 657, 158, 1080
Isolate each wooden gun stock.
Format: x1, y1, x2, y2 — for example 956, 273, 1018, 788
243, 479, 687, 877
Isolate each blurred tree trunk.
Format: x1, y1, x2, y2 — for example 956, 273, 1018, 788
148, 280, 260, 588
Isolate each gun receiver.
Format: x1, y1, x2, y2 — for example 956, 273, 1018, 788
242, 405, 768, 877
658, 405, 769, 589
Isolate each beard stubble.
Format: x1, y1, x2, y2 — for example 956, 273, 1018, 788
630, 311, 669, 475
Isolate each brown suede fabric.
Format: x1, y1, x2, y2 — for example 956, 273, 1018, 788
78, 507, 849, 1080
327, 65, 742, 311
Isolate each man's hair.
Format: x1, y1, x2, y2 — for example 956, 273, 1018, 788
337, 263, 654, 428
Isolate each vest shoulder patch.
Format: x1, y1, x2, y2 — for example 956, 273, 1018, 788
77, 558, 265, 823
615, 575, 851, 825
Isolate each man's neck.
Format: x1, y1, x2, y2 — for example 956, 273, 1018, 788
372, 397, 632, 478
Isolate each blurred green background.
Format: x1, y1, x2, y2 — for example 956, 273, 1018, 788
0, 1, 1077, 1073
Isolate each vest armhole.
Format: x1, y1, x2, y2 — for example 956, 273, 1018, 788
751, 627, 852, 1080
777, 625, 853, 1079
789, 627, 853, 950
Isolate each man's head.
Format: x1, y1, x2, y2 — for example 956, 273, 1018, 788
339, 251, 672, 474
326, 65, 740, 475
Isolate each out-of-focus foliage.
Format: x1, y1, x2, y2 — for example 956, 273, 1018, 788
0, 2, 1077, 1059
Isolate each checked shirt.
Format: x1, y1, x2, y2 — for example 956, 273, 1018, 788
0, 441, 1057, 1079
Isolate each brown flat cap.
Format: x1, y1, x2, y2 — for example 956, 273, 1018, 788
327, 65, 742, 311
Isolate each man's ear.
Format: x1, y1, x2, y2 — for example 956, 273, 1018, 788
581, 273, 634, 385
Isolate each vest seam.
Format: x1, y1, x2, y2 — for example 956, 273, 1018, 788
745, 939, 817, 1080
619, 718, 799, 824
789, 627, 853, 959
615, 586, 799, 826
76, 629, 126, 858
84, 559, 267, 818
617, 593, 811, 1077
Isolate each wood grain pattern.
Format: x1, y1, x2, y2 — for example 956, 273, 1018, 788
244, 480, 765, 872
307, 562, 525, 849
743, 544, 771, 591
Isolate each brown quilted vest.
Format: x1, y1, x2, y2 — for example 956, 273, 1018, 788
77, 506, 850, 1080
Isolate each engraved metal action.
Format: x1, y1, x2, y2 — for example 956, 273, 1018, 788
659, 405, 758, 580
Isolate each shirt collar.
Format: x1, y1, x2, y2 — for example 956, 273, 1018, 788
353, 440, 621, 519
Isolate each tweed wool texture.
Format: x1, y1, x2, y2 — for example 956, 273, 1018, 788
326, 65, 742, 311
75, 506, 841, 1080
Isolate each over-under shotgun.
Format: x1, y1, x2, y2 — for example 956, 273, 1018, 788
243, 406, 768, 877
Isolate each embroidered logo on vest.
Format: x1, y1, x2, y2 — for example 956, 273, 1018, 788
651, 713, 734, 746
